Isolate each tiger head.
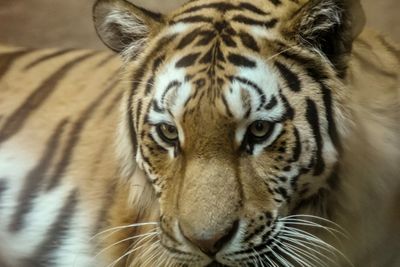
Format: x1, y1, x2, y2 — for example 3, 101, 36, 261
94, 0, 365, 265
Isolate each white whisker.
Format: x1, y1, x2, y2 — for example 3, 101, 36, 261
107, 235, 159, 267
94, 230, 158, 258
91, 222, 158, 240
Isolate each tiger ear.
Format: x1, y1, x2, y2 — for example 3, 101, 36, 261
287, 0, 365, 76
93, 0, 164, 57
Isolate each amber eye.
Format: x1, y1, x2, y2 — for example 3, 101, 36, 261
248, 120, 273, 141
156, 123, 179, 144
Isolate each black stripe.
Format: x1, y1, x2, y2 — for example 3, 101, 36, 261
216, 43, 225, 62
177, 2, 269, 16
93, 182, 117, 235
23, 49, 75, 70
172, 15, 213, 24
0, 51, 98, 144
221, 34, 237, 47
128, 35, 177, 160
196, 31, 217, 46
199, 48, 213, 64
230, 76, 266, 109
144, 55, 165, 95
238, 2, 269, 15
148, 133, 169, 153
275, 61, 301, 92
145, 76, 154, 95
264, 96, 277, 110
176, 52, 201, 68
269, 0, 282, 6
232, 15, 278, 28
95, 53, 117, 68
0, 179, 7, 208
239, 31, 260, 52
0, 50, 31, 79
135, 100, 143, 131
178, 2, 237, 14
152, 100, 164, 113
321, 84, 341, 151
291, 127, 301, 162
279, 49, 329, 81
153, 55, 165, 72
102, 91, 124, 117
378, 36, 400, 59
27, 190, 78, 265
221, 94, 234, 117
227, 53, 256, 68
162, 80, 182, 103
9, 120, 69, 232
46, 79, 119, 191
280, 92, 294, 120
177, 29, 202, 50
305, 99, 325, 176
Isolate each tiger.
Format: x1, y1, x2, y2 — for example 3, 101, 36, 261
0, 0, 399, 266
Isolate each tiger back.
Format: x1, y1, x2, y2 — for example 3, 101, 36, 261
0, 45, 127, 266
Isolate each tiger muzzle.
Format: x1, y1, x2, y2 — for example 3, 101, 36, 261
177, 158, 242, 256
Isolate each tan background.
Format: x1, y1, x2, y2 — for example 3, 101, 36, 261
0, 0, 399, 49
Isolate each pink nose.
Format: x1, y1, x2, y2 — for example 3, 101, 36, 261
180, 220, 239, 256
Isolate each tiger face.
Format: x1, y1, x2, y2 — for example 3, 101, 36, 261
94, 0, 363, 265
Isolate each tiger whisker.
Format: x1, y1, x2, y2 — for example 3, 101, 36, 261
281, 214, 350, 236
281, 239, 329, 267
136, 240, 161, 267
269, 243, 295, 267
263, 252, 277, 267
279, 234, 339, 265
273, 241, 311, 267
274, 235, 328, 267
281, 218, 346, 238
91, 222, 158, 240
280, 229, 338, 257
107, 235, 159, 267
281, 226, 345, 258
252, 249, 266, 267
265, 45, 300, 62
94, 230, 158, 258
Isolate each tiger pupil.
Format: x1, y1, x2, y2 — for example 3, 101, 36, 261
161, 124, 178, 140
255, 122, 264, 131
167, 126, 176, 134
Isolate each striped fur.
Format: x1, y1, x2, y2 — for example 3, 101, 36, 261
1, 0, 400, 266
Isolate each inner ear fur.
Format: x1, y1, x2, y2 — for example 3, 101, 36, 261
286, 0, 365, 77
93, 0, 164, 57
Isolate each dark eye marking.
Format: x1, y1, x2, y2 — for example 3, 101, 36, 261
227, 53, 256, 68
275, 61, 301, 92
161, 80, 182, 103
232, 15, 278, 28
228, 76, 266, 109
305, 98, 325, 176
239, 31, 260, 52
176, 53, 201, 68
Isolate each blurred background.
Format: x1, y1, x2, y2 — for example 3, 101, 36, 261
0, 0, 399, 49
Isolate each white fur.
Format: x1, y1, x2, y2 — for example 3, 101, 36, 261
223, 56, 285, 151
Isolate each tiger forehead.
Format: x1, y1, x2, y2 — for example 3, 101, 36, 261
170, 0, 300, 23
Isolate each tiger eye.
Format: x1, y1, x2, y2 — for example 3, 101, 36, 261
157, 123, 179, 143
249, 121, 271, 138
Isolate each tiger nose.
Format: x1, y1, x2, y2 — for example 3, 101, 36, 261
179, 220, 239, 256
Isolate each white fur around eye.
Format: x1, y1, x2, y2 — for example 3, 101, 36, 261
251, 123, 283, 155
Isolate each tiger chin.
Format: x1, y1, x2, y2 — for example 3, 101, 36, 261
0, 0, 399, 266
